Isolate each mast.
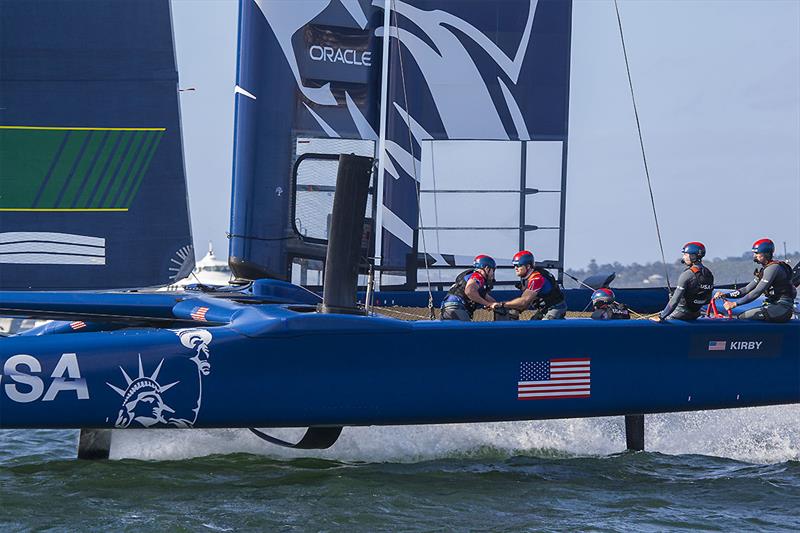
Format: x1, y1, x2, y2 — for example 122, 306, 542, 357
373, 0, 393, 290
557, 0, 574, 283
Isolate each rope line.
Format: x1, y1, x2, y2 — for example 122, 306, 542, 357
613, 0, 672, 291
392, 0, 435, 318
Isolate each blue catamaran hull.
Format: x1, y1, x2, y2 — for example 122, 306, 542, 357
2, 299, 797, 430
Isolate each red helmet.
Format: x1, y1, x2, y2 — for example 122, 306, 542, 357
752, 238, 775, 256
511, 250, 534, 267
681, 241, 706, 262
591, 288, 615, 307
473, 254, 496, 269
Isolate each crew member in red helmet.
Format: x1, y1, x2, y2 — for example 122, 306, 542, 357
590, 288, 630, 320
440, 255, 497, 321
713, 238, 796, 323
491, 250, 567, 320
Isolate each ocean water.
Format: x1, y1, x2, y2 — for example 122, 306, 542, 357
2, 406, 799, 531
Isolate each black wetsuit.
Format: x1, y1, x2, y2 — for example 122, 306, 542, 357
441, 269, 492, 321
724, 261, 796, 323
591, 302, 631, 320
659, 263, 714, 321
520, 268, 567, 320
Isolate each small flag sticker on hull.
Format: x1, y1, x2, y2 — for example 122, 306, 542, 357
190, 307, 209, 321
518, 359, 591, 400
708, 341, 727, 351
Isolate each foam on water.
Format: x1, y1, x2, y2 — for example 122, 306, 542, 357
110, 405, 800, 464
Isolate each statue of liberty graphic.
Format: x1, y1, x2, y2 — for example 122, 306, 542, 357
107, 329, 213, 428
107, 356, 179, 428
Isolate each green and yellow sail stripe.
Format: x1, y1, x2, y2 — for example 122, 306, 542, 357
0, 126, 166, 211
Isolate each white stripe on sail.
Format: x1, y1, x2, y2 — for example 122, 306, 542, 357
234, 85, 257, 100
303, 103, 340, 138
429, 254, 447, 266
382, 206, 414, 246
0, 243, 104, 256
0, 254, 105, 265
498, 77, 530, 140
0, 232, 104, 247
346, 92, 378, 141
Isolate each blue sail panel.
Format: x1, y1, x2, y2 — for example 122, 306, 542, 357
0, 0, 194, 289
379, 0, 573, 277
228, 1, 571, 287
229, 0, 383, 280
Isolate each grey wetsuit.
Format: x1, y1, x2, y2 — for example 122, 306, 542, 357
724, 262, 796, 323
659, 264, 714, 321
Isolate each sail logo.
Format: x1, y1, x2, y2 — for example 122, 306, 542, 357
308, 45, 372, 67
0, 353, 89, 403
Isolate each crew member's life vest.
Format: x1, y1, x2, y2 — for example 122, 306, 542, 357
445, 269, 493, 314
520, 268, 564, 308
757, 260, 797, 303
681, 264, 714, 312
591, 302, 631, 320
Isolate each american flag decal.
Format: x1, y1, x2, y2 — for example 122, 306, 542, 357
190, 306, 209, 321
518, 358, 591, 400
70, 321, 86, 330
708, 340, 726, 351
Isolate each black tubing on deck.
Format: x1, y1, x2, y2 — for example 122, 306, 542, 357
319, 154, 374, 315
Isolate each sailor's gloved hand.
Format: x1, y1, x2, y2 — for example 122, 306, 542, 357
713, 291, 726, 300
649, 315, 664, 323
723, 300, 737, 311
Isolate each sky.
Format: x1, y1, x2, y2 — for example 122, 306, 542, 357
171, 0, 800, 269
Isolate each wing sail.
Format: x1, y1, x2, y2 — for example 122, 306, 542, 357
228, 0, 571, 288
0, 0, 194, 289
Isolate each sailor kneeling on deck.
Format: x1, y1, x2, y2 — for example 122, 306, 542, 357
491, 250, 567, 320
713, 238, 797, 323
440, 255, 497, 321
590, 288, 630, 320
652, 242, 714, 322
